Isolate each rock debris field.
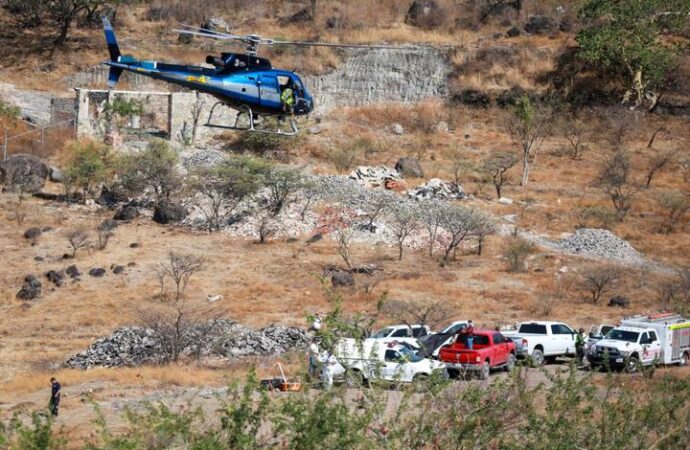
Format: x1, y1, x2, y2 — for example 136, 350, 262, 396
66, 321, 310, 369
558, 228, 643, 264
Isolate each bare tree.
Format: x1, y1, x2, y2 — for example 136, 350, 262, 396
506, 95, 551, 186
646, 126, 665, 148
317, 206, 357, 269
388, 201, 420, 260
420, 201, 443, 257
563, 120, 588, 159
65, 228, 91, 258
482, 151, 518, 199
360, 190, 396, 231
96, 219, 117, 250
380, 299, 452, 331
596, 150, 640, 221
157, 252, 205, 302
473, 215, 497, 256
138, 302, 223, 363
436, 205, 488, 262
655, 268, 690, 314
503, 236, 536, 272
579, 265, 620, 304
657, 190, 690, 234
644, 148, 678, 188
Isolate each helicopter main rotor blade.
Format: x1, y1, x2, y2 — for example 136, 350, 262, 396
266, 40, 420, 50
173, 28, 246, 42
177, 24, 244, 40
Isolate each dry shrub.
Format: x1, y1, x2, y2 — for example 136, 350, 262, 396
345, 101, 446, 135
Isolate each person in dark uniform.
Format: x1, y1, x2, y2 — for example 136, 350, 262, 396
49, 377, 61, 417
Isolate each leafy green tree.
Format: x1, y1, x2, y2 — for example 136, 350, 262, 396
118, 139, 180, 204
576, 0, 690, 108
64, 140, 113, 202
187, 156, 267, 232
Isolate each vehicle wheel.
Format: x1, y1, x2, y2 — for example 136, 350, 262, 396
479, 361, 490, 380
505, 354, 517, 372
531, 349, 545, 367
680, 352, 689, 366
625, 356, 640, 373
344, 369, 364, 387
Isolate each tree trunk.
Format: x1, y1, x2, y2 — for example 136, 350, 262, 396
521, 155, 530, 186
398, 243, 404, 260
495, 183, 502, 199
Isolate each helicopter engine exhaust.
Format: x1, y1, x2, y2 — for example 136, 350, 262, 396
205, 55, 225, 68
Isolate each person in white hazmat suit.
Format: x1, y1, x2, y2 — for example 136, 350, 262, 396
321, 352, 338, 390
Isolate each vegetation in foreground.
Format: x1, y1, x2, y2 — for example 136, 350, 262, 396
1, 366, 689, 450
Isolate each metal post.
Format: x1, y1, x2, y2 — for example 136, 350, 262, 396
3, 128, 7, 161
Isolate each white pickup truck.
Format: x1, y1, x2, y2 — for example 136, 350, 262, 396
503, 321, 577, 366
370, 324, 431, 349
328, 338, 447, 385
589, 313, 690, 371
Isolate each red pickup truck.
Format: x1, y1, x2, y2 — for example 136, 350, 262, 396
438, 330, 517, 380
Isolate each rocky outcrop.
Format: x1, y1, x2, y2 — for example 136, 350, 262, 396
395, 157, 424, 178
305, 48, 451, 114
0, 154, 50, 193
17, 275, 41, 300
153, 202, 188, 224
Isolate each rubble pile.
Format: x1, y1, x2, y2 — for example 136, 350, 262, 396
66, 321, 310, 369
558, 228, 642, 263
407, 178, 465, 200
348, 166, 401, 188
66, 327, 163, 368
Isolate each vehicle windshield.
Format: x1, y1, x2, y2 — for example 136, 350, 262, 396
372, 328, 393, 338
605, 329, 639, 343
398, 346, 423, 363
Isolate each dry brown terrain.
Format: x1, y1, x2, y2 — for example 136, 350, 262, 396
0, 1, 689, 445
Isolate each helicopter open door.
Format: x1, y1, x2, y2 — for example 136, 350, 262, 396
258, 75, 280, 108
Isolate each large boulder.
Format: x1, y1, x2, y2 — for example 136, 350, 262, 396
202, 17, 229, 32
0, 154, 50, 193
17, 274, 41, 300
395, 157, 424, 178
524, 15, 555, 35
114, 205, 139, 221
97, 185, 128, 208
405, 1, 443, 29
49, 167, 64, 183
153, 202, 188, 224
331, 270, 355, 288
23, 227, 42, 242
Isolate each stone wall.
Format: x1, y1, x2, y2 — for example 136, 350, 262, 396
75, 89, 235, 146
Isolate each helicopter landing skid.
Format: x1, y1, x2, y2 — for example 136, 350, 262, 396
206, 102, 299, 136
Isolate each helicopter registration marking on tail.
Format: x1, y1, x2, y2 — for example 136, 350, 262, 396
186, 75, 208, 84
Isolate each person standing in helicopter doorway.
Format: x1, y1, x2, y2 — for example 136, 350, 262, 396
281, 80, 296, 114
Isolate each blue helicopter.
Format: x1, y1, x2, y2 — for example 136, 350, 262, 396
102, 18, 410, 135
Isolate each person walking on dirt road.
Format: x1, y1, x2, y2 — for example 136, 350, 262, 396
49, 377, 61, 417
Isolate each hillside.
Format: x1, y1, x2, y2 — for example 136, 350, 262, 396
0, 0, 689, 447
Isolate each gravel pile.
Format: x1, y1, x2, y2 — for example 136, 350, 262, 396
558, 228, 642, 263
66, 321, 310, 369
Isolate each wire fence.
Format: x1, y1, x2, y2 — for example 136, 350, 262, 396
2, 117, 76, 161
